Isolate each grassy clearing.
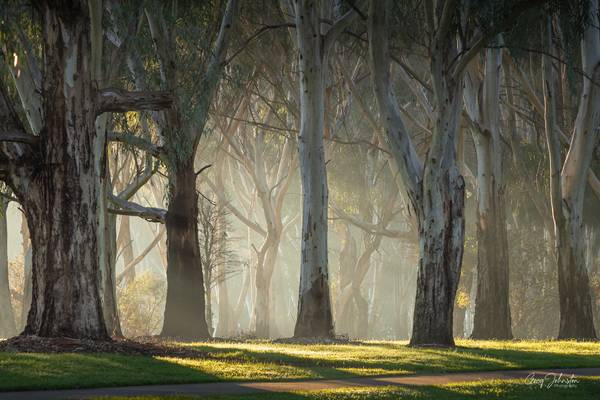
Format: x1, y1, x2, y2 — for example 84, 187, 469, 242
0, 340, 599, 391
97, 377, 600, 400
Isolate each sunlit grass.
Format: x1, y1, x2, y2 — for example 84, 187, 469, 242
98, 377, 600, 399
179, 339, 600, 375
0, 339, 599, 391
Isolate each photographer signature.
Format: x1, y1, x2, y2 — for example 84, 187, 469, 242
525, 372, 580, 389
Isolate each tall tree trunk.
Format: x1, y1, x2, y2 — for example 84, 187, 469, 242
146, 0, 237, 341
410, 37, 465, 347
254, 246, 276, 338
19, 215, 31, 330
0, 200, 16, 338
293, 0, 334, 338
213, 150, 231, 338
214, 204, 231, 337
470, 47, 512, 339
161, 164, 210, 339
412, 164, 464, 347
543, 8, 599, 339
18, 1, 108, 339
368, 0, 465, 346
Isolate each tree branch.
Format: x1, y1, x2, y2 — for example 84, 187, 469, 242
331, 204, 410, 239
205, 177, 267, 237
108, 194, 166, 223
0, 129, 38, 145
116, 226, 166, 286
368, 0, 423, 203
117, 158, 158, 201
108, 131, 164, 159
450, 0, 547, 79
323, 6, 361, 56
98, 88, 174, 114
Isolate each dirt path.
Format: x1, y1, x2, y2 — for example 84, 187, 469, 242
1, 367, 598, 400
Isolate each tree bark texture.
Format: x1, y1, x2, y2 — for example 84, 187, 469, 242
293, 0, 334, 338
369, 0, 464, 347
16, 1, 108, 339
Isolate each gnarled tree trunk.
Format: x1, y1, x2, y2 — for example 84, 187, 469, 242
15, 1, 108, 339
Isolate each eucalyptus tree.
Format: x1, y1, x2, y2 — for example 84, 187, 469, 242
332, 166, 405, 337
368, 0, 544, 346
541, 0, 599, 339
209, 96, 298, 337
0, 0, 172, 339
290, 0, 360, 338
118, 0, 239, 339
463, 46, 512, 339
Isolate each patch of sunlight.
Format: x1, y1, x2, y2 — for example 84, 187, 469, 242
156, 356, 318, 381
336, 367, 407, 376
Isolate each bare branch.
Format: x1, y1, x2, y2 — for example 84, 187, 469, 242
331, 204, 410, 239
323, 6, 361, 56
116, 226, 166, 285
224, 24, 295, 65
195, 164, 213, 177
205, 177, 267, 237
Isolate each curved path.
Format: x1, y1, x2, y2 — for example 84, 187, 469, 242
1, 367, 599, 400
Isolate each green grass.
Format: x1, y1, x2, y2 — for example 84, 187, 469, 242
98, 377, 600, 399
0, 340, 599, 391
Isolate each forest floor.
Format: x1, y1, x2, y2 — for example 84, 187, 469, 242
0, 339, 599, 397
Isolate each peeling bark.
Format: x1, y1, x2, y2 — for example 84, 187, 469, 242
17, 1, 108, 339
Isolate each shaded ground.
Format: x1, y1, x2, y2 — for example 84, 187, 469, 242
0, 335, 207, 358
0, 368, 597, 400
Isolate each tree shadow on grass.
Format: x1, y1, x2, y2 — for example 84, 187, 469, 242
185, 342, 600, 378
1, 342, 599, 393
98, 378, 600, 400
0, 352, 222, 392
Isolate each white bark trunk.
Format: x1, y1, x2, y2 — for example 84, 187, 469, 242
293, 0, 334, 338
369, 0, 465, 347
464, 47, 512, 339
548, 3, 600, 339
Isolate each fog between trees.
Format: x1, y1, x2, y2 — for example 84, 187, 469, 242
0, 0, 599, 346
